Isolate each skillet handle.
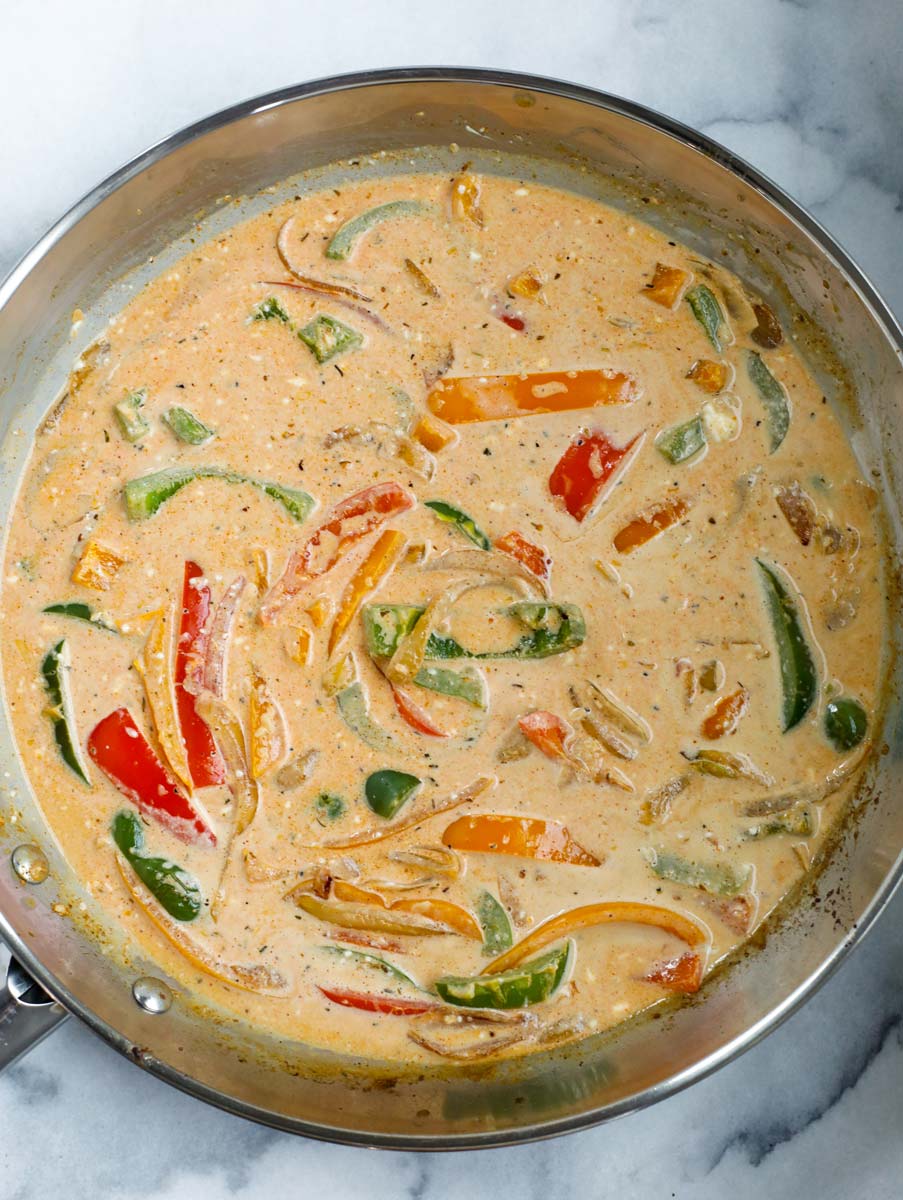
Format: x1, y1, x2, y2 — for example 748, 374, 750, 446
0, 956, 69, 1072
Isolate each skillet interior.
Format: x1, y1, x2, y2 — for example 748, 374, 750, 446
0, 69, 902, 1147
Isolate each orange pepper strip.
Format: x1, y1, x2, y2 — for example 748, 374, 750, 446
72, 539, 128, 591
494, 530, 552, 585
116, 854, 289, 995
391, 898, 482, 941
412, 413, 456, 453
427, 369, 638, 425
451, 173, 484, 227
643, 950, 703, 994
328, 529, 407, 656
442, 814, 601, 867
642, 262, 691, 309
518, 710, 572, 760
613, 496, 690, 554
701, 687, 750, 740
483, 901, 708, 976
687, 359, 728, 394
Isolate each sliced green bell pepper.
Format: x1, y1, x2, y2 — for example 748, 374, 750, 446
113, 388, 149, 443
123, 466, 315, 523
476, 890, 513, 957
297, 314, 363, 364
111, 809, 202, 922
655, 416, 706, 464
42, 602, 118, 633
686, 284, 726, 352
747, 351, 790, 452
314, 792, 346, 821
335, 681, 394, 751
365, 769, 422, 819
649, 848, 750, 896
41, 639, 91, 784
251, 296, 290, 323
435, 943, 571, 1009
362, 601, 586, 661
424, 500, 491, 550
320, 944, 418, 987
326, 200, 430, 261
744, 808, 813, 839
824, 696, 868, 751
163, 406, 215, 445
413, 664, 486, 708
756, 559, 817, 731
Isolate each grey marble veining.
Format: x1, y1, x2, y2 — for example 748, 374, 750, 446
1, 1, 902, 1196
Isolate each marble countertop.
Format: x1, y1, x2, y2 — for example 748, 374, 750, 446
1, 1, 902, 1196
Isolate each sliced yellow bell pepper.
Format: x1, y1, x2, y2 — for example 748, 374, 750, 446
248, 669, 289, 779
133, 609, 193, 792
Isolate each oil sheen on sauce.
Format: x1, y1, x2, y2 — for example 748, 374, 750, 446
0, 167, 885, 1066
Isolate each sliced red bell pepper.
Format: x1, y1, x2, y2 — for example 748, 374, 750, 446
393, 686, 450, 737
494, 530, 552, 584
549, 430, 641, 523
88, 708, 215, 846
176, 561, 224, 788
261, 482, 414, 623
317, 986, 438, 1015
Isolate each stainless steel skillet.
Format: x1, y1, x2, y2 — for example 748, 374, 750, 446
1, 67, 902, 1148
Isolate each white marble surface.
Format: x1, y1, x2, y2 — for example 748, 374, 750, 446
2, 1, 902, 1195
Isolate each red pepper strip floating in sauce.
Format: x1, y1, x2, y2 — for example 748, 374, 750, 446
613, 496, 690, 554
442, 814, 600, 867
643, 951, 703, 994
392, 686, 450, 738
701, 687, 750, 740
260, 482, 414, 623
494, 530, 552, 586
176, 561, 224, 788
483, 901, 708, 975
550, 430, 642, 523
88, 708, 215, 846
427, 370, 638, 425
317, 986, 439, 1015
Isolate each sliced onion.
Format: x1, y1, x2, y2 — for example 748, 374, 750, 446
201, 575, 246, 698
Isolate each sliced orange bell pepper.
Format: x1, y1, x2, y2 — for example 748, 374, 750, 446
427, 369, 638, 425
483, 900, 708, 975
291, 891, 461, 937
494, 530, 552, 585
518, 710, 571, 760
328, 528, 407, 655
442, 814, 600, 867
687, 358, 728, 394
71, 539, 128, 591
643, 950, 703, 994
642, 262, 690, 309
451, 172, 484, 227
412, 413, 456, 453
249, 669, 289, 779
701, 687, 750, 740
613, 496, 690, 554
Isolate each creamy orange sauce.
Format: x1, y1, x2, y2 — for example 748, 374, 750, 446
0, 167, 885, 1065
